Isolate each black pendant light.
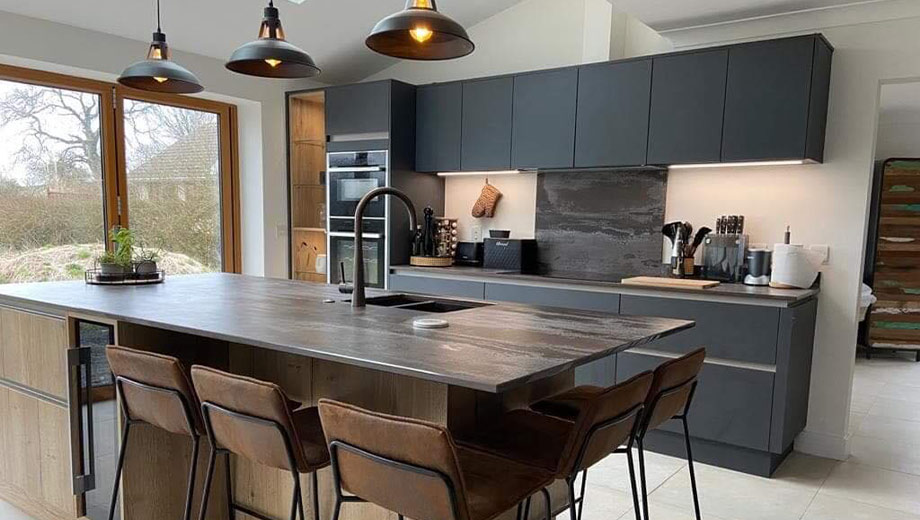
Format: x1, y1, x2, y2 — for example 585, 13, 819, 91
366, 0, 474, 61
225, 1, 321, 79
118, 0, 203, 94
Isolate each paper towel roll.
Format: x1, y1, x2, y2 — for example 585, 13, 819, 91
770, 244, 821, 289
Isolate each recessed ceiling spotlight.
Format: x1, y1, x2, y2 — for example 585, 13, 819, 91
285, 0, 307, 4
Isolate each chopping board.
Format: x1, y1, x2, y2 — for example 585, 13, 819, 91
621, 276, 720, 289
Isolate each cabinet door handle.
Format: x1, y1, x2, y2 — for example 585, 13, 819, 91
67, 347, 96, 494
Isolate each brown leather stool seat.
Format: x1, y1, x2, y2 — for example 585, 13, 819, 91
318, 399, 556, 520
453, 372, 654, 520
531, 348, 707, 520
105, 345, 204, 520
190, 365, 330, 520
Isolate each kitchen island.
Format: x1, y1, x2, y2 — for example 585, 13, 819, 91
0, 273, 692, 520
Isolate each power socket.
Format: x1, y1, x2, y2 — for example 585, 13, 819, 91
472, 225, 482, 242
807, 244, 830, 265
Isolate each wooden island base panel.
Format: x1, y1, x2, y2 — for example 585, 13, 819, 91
0, 274, 692, 520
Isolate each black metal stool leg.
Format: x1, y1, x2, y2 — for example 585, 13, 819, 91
577, 469, 588, 520
289, 475, 299, 520
637, 438, 650, 520
626, 448, 642, 520
107, 422, 132, 520
183, 435, 201, 520
566, 477, 578, 520
198, 446, 218, 520
681, 417, 702, 520
311, 471, 320, 520
330, 497, 342, 520
223, 452, 234, 520
293, 472, 306, 520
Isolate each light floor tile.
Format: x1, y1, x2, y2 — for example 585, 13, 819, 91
0, 500, 35, 520
868, 397, 920, 422
848, 412, 867, 435
578, 485, 634, 520
878, 383, 920, 404
615, 501, 727, 520
650, 464, 816, 520
849, 392, 875, 414
770, 452, 838, 491
589, 448, 685, 495
820, 461, 920, 515
802, 494, 920, 520
849, 434, 920, 477
855, 415, 920, 442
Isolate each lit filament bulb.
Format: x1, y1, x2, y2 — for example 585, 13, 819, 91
264, 58, 282, 68
410, 26, 433, 43
153, 77, 168, 83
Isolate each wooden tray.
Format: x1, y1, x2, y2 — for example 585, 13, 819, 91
621, 276, 719, 289
410, 256, 453, 267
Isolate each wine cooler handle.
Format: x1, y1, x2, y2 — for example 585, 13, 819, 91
68, 346, 96, 494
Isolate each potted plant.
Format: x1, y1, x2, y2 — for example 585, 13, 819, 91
95, 251, 128, 275
134, 248, 161, 275
95, 227, 135, 275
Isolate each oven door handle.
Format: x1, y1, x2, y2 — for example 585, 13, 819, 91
327, 166, 384, 173
330, 232, 383, 239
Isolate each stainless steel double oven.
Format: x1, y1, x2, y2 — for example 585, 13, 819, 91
326, 151, 388, 289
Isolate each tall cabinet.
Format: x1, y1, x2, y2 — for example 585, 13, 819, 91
288, 92, 327, 283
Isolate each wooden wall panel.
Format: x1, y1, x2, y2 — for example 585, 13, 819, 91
0, 307, 68, 400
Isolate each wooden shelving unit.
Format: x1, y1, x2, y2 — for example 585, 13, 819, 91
289, 92, 327, 283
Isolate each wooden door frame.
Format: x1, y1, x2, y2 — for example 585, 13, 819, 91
0, 63, 242, 273
114, 87, 242, 273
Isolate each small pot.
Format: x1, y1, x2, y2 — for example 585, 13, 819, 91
100, 262, 128, 275
489, 229, 511, 239
135, 261, 158, 275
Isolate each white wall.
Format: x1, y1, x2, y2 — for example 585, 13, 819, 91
0, 10, 326, 278
658, 6, 920, 459
444, 174, 538, 241
875, 83, 920, 160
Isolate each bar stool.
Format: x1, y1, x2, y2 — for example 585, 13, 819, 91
105, 345, 204, 520
452, 371, 654, 520
532, 348, 706, 520
316, 399, 557, 520
190, 365, 330, 520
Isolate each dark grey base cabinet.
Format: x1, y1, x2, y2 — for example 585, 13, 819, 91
388, 271, 819, 476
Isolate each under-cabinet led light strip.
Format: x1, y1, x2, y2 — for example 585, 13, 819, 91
436, 170, 527, 177
669, 160, 808, 169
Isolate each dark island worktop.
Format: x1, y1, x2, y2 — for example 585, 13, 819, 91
0, 273, 693, 393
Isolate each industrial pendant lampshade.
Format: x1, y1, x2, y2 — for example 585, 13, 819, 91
117, 0, 204, 94
366, 0, 474, 61
225, 0, 321, 79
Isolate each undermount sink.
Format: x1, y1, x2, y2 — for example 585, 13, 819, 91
363, 294, 491, 314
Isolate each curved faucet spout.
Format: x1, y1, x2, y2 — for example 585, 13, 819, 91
352, 187, 418, 308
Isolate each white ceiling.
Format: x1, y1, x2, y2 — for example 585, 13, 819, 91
610, 0, 875, 31
0, 0, 524, 84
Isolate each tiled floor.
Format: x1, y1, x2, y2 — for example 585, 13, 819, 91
2, 353, 918, 520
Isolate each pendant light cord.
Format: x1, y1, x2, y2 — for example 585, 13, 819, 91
156, 0, 162, 32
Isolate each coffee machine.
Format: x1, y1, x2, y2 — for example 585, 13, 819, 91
744, 249, 772, 286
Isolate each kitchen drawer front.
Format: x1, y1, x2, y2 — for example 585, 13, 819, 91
0, 306, 68, 400
484, 283, 620, 313
390, 274, 485, 300
617, 352, 774, 451
619, 296, 779, 365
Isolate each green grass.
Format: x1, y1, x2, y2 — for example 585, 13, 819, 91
76, 249, 92, 260
65, 263, 84, 277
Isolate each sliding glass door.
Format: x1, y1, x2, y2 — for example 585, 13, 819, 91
0, 64, 240, 284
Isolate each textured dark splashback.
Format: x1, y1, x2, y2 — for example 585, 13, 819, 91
535, 169, 667, 278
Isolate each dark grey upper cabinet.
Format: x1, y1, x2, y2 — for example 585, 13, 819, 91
647, 50, 728, 165
575, 59, 652, 168
511, 68, 578, 169
416, 82, 462, 173
722, 36, 831, 162
461, 77, 513, 171
325, 81, 390, 136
